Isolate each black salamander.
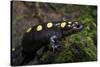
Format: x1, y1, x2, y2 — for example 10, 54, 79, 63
22, 21, 83, 64
12, 20, 83, 65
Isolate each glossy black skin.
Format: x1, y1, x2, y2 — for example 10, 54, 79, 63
21, 21, 83, 65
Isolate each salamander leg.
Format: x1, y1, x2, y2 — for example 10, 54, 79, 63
50, 35, 61, 53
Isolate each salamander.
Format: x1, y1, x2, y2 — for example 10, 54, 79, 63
11, 20, 83, 66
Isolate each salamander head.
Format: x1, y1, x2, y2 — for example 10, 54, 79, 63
61, 21, 83, 36
69, 21, 83, 30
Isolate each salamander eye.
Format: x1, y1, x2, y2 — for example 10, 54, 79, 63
60, 22, 67, 28
47, 22, 53, 28
36, 25, 43, 31
26, 27, 32, 32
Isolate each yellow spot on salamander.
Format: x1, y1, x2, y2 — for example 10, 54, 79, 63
61, 22, 66, 28
26, 27, 32, 32
68, 25, 71, 27
36, 25, 43, 31
75, 22, 78, 24
47, 22, 53, 28
12, 48, 15, 51
68, 21, 72, 24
